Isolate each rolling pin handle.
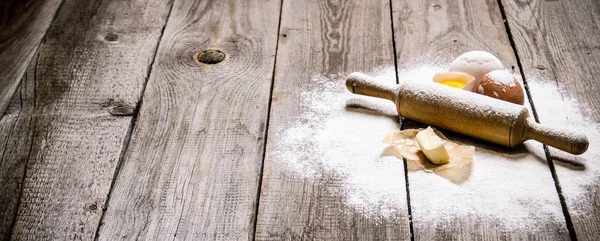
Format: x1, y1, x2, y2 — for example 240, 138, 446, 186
346, 72, 397, 102
523, 119, 589, 155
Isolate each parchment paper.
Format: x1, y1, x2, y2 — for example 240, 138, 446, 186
382, 127, 475, 172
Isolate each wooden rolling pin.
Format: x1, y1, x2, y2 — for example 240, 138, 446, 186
346, 72, 589, 155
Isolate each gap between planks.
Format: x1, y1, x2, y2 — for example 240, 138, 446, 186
495, 0, 577, 239
387, 0, 415, 240
0, 0, 63, 118
5, 0, 67, 238
6, 58, 38, 241
251, 0, 285, 240
390, 0, 570, 240
4, 0, 576, 240
5, 0, 177, 239
92, 0, 176, 240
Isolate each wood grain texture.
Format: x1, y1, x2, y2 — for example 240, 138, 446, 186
502, 0, 600, 239
8, 0, 172, 239
0, 0, 63, 119
391, 0, 569, 239
96, 0, 281, 240
254, 0, 410, 240
0, 54, 36, 240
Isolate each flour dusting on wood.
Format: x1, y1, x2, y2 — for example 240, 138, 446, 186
527, 77, 600, 219
272, 67, 406, 218
272, 66, 599, 232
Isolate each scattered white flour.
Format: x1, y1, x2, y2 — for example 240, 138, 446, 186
272, 65, 599, 233
272, 66, 407, 218
396, 65, 446, 83
487, 70, 517, 87
396, 67, 567, 232
526, 78, 600, 220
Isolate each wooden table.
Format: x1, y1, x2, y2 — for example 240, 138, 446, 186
1, 0, 599, 240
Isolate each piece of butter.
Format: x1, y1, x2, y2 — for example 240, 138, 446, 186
415, 127, 450, 164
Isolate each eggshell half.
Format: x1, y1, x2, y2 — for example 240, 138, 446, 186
432, 72, 475, 90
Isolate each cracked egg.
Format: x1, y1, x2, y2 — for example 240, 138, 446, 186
433, 72, 475, 90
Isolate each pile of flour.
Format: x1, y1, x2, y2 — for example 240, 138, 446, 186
271, 66, 599, 232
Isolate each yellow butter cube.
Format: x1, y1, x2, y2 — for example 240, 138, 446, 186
415, 127, 450, 164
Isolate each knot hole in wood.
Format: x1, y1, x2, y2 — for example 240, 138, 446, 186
104, 33, 119, 42
195, 49, 226, 64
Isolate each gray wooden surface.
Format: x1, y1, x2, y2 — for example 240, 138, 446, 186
3, 0, 172, 239
503, 0, 600, 239
0, 0, 63, 122
0, 55, 36, 241
0, 0, 599, 240
254, 0, 410, 240
0, 5, 63, 232
97, 0, 281, 240
392, 0, 568, 240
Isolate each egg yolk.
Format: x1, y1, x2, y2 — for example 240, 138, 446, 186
438, 79, 467, 89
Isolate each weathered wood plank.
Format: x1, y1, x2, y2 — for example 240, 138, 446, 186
8, 0, 172, 240
96, 0, 281, 240
254, 0, 410, 240
391, 0, 569, 239
0, 0, 63, 118
0, 53, 36, 240
502, 0, 600, 239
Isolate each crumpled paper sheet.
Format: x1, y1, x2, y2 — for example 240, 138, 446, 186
382, 128, 475, 172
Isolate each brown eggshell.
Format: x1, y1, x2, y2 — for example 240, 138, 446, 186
476, 70, 525, 105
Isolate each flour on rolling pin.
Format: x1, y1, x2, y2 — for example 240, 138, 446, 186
346, 72, 589, 155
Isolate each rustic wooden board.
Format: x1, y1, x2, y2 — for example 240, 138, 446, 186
96, 0, 281, 240
0, 0, 63, 118
502, 0, 600, 239
8, 0, 172, 240
254, 0, 410, 240
0, 54, 36, 240
391, 0, 569, 239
